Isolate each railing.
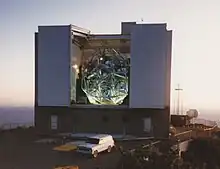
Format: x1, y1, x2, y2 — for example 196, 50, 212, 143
204, 125, 218, 131
130, 140, 161, 153
0, 122, 34, 130
174, 130, 193, 141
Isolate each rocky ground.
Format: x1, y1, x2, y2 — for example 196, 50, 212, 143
0, 128, 153, 169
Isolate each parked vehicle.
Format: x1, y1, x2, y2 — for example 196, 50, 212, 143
77, 134, 115, 157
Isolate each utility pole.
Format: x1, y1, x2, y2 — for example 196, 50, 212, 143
175, 84, 183, 115
173, 99, 176, 114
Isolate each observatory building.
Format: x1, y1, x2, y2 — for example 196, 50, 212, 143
35, 22, 172, 137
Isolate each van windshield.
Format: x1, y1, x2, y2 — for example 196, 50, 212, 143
86, 138, 100, 144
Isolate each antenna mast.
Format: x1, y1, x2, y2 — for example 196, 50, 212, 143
175, 84, 183, 115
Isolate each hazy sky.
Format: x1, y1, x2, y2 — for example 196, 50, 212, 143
0, 0, 220, 110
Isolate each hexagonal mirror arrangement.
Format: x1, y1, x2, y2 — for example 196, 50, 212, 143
81, 48, 129, 105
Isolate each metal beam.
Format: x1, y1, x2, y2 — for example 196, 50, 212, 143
89, 34, 130, 40
71, 24, 90, 35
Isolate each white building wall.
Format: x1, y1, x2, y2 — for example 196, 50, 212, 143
165, 31, 172, 107
129, 24, 170, 108
37, 25, 72, 106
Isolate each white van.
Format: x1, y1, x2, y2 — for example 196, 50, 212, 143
77, 134, 115, 157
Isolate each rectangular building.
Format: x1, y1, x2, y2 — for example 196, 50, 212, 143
35, 22, 172, 138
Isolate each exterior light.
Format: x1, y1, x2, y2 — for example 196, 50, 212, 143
73, 64, 78, 69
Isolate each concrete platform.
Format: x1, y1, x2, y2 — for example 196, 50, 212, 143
53, 141, 86, 152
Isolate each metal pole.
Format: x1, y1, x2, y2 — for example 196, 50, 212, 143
181, 97, 183, 115
173, 98, 176, 114
175, 84, 183, 115
177, 86, 180, 115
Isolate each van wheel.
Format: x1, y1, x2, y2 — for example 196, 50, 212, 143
93, 150, 98, 158
107, 146, 112, 153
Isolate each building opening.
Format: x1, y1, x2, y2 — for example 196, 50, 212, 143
71, 26, 130, 106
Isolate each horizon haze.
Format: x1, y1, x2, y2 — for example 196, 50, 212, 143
0, 106, 219, 126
